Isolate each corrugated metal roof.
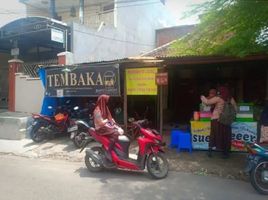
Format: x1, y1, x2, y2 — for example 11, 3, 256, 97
140, 40, 176, 57
41, 54, 268, 70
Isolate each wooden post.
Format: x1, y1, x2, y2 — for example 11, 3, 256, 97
266, 69, 268, 101
160, 84, 163, 135
124, 68, 128, 133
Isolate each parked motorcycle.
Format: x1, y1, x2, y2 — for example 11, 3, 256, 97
70, 103, 95, 148
30, 103, 78, 143
234, 141, 268, 195
80, 119, 169, 179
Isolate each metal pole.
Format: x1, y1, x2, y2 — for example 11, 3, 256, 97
79, 0, 85, 24
65, 29, 68, 51
50, 0, 56, 19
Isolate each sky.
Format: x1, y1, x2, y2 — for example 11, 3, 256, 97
165, 0, 208, 25
0, 0, 26, 27
0, 0, 208, 27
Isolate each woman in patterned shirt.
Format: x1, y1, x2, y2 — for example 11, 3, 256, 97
201, 86, 237, 158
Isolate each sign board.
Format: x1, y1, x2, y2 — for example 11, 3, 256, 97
231, 122, 257, 151
191, 121, 258, 152
11, 48, 19, 56
126, 68, 157, 95
51, 28, 64, 43
45, 64, 120, 97
156, 72, 168, 85
191, 121, 210, 150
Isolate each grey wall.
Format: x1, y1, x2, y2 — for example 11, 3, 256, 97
71, 0, 176, 63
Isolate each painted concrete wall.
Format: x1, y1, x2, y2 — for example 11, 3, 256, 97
15, 73, 44, 114
0, 53, 12, 108
71, 0, 176, 63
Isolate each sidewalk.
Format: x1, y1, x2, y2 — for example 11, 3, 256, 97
0, 134, 249, 181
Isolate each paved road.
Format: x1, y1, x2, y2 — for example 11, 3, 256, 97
0, 155, 266, 200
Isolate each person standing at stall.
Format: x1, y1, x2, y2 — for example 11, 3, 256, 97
201, 86, 237, 158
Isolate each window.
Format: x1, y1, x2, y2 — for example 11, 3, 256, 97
103, 3, 114, 12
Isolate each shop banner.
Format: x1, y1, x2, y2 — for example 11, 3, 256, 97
190, 121, 258, 151
231, 122, 257, 151
126, 68, 157, 95
190, 121, 210, 150
45, 64, 120, 97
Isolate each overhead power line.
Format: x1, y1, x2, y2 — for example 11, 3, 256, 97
72, 28, 155, 47
0, 0, 161, 14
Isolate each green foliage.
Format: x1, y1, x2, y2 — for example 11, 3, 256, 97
169, 0, 268, 57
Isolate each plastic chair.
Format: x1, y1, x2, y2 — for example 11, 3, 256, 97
169, 129, 182, 148
177, 132, 192, 153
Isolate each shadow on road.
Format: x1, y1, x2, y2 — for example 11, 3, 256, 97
74, 166, 151, 181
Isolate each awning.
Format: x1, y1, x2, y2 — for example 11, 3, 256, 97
0, 16, 70, 55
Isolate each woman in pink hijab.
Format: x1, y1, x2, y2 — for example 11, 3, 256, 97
93, 94, 123, 161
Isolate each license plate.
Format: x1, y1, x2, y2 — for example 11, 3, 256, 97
68, 125, 78, 132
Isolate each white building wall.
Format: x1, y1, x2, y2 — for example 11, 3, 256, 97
15, 73, 44, 113
71, 0, 175, 63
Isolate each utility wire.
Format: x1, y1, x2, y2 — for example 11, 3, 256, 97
0, 0, 161, 15
72, 28, 155, 47
0, 1, 162, 47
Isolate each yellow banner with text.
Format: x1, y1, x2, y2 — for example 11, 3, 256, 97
126, 68, 157, 95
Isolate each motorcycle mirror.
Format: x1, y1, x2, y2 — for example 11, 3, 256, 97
74, 106, 79, 110
128, 118, 135, 122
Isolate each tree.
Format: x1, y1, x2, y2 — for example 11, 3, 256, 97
169, 0, 268, 57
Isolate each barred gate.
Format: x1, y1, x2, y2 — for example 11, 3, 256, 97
22, 59, 58, 78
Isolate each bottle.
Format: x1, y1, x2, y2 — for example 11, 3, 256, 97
193, 111, 200, 121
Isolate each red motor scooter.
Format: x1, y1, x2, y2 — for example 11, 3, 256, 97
80, 119, 169, 179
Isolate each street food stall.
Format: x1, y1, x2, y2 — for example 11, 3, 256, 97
191, 103, 258, 151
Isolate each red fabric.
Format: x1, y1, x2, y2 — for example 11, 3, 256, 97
95, 95, 113, 121
218, 86, 231, 101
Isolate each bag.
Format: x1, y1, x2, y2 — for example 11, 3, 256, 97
219, 101, 236, 125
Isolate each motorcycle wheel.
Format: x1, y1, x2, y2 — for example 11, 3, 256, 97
85, 146, 104, 172
250, 160, 268, 195
147, 152, 169, 179
30, 121, 47, 143
73, 131, 88, 148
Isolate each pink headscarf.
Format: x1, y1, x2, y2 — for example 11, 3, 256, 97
218, 86, 231, 101
95, 95, 113, 121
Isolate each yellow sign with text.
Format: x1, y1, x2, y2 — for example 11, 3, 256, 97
126, 68, 157, 95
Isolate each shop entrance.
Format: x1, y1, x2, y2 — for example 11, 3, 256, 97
165, 60, 268, 126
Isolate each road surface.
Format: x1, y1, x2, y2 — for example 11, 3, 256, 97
0, 155, 266, 200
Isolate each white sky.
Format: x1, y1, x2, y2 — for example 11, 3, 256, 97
0, 0, 26, 27
165, 0, 208, 25
0, 0, 208, 27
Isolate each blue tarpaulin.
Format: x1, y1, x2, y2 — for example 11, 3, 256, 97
38, 68, 57, 116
